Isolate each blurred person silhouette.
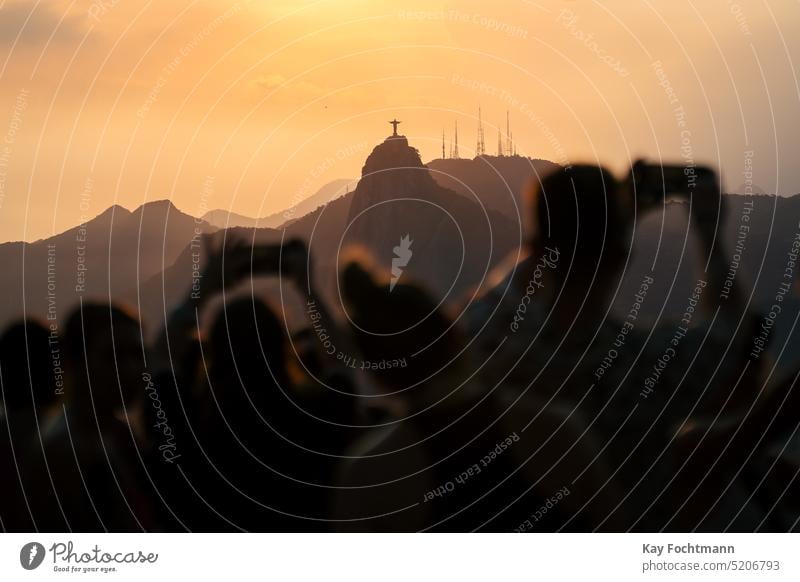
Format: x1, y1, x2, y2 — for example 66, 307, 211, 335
462, 162, 765, 531
668, 309, 799, 532
152, 234, 358, 531
0, 319, 60, 418
464, 166, 634, 502
331, 257, 619, 531
619, 162, 766, 531
465, 164, 630, 360
0, 319, 60, 531
30, 303, 155, 531
198, 294, 338, 531
670, 366, 800, 532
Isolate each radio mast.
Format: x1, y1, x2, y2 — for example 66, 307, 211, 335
498, 127, 503, 156
506, 111, 511, 156
476, 106, 486, 156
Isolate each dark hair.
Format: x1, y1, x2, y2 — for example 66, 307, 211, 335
532, 164, 628, 260
208, 295, 289, 388
63, 302, 140, 363
341, 261, 460, 389
0, 318, 56, 411
62, 302, 143, 415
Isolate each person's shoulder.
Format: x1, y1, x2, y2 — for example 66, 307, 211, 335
468, 248, 530, 306
344, 422, 428, 462
463, 250, 544, 343
347, 424, 402, 458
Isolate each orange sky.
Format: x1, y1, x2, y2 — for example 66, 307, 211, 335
1, 0, 799, 241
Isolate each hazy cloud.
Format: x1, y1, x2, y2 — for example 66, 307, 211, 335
252, 73, 325, 97
0, 1, 85, 47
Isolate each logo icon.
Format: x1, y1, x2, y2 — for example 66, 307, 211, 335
20, 542, 46, 570
390, 234, 413, 291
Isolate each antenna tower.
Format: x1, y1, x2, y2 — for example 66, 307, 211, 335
476, 106, 486, 156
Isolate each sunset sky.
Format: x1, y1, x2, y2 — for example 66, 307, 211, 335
1, 0, 799, 242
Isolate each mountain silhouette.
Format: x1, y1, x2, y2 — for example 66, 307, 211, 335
0, 200, 215, 329
5, 132, 800, 343
201, 178, 354, 230
427, 155, 561, 223
337, 134, 521, 304
133, 134, 522, 328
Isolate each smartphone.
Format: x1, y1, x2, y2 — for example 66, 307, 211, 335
249, 238, 307, 276
630, 160, 718, 210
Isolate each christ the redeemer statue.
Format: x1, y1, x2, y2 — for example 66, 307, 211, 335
389, 119, 401, 136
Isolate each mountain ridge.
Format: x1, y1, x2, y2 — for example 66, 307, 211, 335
4, 138, 800, 336
201, 178, 355, 230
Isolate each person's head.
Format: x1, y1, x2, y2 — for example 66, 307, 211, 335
528, 164, 630, 290
0, 318, 57, 413
341, 260, 462, 392
208, 295, 288, 389
64, 303, 143, 419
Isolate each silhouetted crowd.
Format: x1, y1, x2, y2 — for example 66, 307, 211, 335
2, 164, 799, 532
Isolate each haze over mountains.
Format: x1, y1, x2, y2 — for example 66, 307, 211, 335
201, 178, 355, 230
0, 200, 217, 335
134, 133, 522, 331
2, 131, 800, 357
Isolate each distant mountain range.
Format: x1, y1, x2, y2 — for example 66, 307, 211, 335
0, 200, 216, 333
201, 178, 354, 229
133, 135, 522, 332
2, 136, 800, 360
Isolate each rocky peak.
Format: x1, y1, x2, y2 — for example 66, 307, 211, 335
352, 135, 438, 212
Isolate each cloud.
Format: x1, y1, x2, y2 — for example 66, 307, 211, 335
252, 73, 325, 98
253, 73, 288, 91
0, 1, 85, 47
